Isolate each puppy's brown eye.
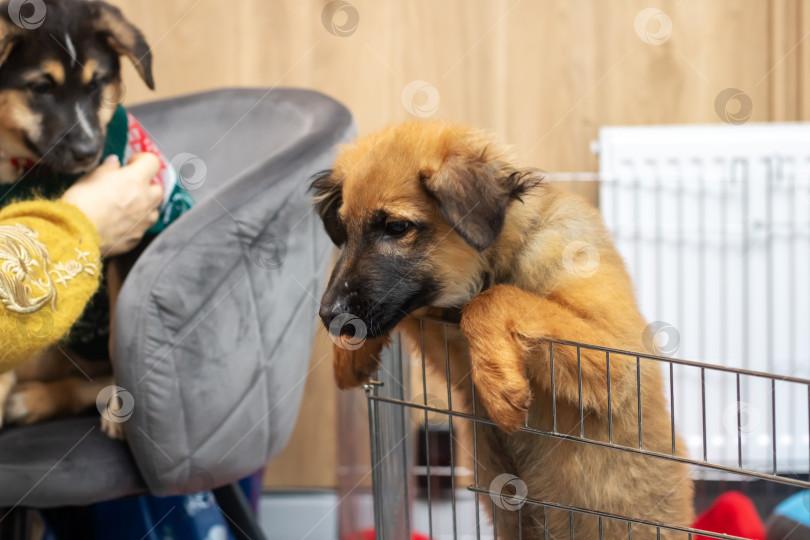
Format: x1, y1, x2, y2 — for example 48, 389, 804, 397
87, 74, 110, 92
28, 78, 54, 94
385, 220, 412, 237
87, 77, 102, 92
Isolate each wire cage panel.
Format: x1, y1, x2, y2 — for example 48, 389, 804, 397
599, 124, 810, 472
366, 318, 810, 539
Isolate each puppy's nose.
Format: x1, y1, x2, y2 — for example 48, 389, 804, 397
320, 283, 364, 330
70, 142, 99, 164
319, 298, 350, 331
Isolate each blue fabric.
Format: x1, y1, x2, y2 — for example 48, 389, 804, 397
42, 470, 265, 539
773, 491, 810, 525
238, 469, 265, 514
91, 493, 233, 540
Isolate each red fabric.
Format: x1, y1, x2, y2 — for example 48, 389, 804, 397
9, 157, 34, 170
693, 491, 766, 540
345, 492, 767, 540
124, 112, 171, 194
342, 530, 428, 540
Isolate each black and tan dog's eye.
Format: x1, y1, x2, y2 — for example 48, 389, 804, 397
28, 78, 54, 94
384, 220, 412, 237
87, 77, 102, 92
87, 74, 109, 92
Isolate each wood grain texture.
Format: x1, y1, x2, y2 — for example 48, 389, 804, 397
767, 0, 801, 121
799, 0, 810, 120
109, 0, 797, 173
261, 328, 338, 488
105, 0, 807, 489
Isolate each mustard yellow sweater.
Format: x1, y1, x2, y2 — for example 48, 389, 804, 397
0, 200, 102, 373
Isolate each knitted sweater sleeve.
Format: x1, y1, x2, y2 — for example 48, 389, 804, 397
0, 200, 102, 372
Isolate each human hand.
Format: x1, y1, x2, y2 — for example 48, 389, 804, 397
62, 153, 163, 256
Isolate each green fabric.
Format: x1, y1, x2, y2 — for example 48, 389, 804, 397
102, 103, 130, 165
151, 178, 195, 233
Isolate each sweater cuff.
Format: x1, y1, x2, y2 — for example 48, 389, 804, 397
0, 199, 103, 256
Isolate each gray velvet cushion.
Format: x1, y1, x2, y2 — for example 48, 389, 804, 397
0, 88, 353, 506
0, 417, 144, 507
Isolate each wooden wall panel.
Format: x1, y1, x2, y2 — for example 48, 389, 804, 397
798, 1, 810, 120
110, 0, 787, 173
261, 329, 337, 488
106, 0, 806, 489
768, 0, 801, 120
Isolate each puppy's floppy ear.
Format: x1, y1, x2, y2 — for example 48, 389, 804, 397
421, 153, 542, 252
0, 17, 22, 67
89, 1, 154, 90
0, 34, 19, 67
310, 169, 347, 246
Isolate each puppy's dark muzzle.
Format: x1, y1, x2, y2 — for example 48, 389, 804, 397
46, 134, 103, 173
70, 141, 101, 166
319, 291, 361, 335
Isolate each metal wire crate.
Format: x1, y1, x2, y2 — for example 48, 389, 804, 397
364, 320, 810, 539
598, 125, 810, 470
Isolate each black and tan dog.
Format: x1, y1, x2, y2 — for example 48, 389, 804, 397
0, 0, 151, 181
312, 122, 694, 538
0, 0, 156, 437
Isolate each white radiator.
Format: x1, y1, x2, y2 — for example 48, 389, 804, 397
597, 123, 810, 473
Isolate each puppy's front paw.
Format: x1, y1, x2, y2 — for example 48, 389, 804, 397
101, 415, 126, 440
100, 392, 128, 439
462, 287, 533, 434
4, 382, 58, 425
333, 335, 390, 389
0, 370, 17, 429
469, 338, 532, 433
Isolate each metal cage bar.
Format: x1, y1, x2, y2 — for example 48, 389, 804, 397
366, 316, 810, 539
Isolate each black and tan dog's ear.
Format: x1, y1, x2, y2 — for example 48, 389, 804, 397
421, 154, 542, 252
89, 2, 154, 89
0, 18, 22, 67
310, 169, 347, 246
0, 34, 19, 66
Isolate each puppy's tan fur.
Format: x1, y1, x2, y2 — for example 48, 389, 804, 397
318, 122, 694, 538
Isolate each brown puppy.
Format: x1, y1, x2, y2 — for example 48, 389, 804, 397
313, 122, 694, 539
